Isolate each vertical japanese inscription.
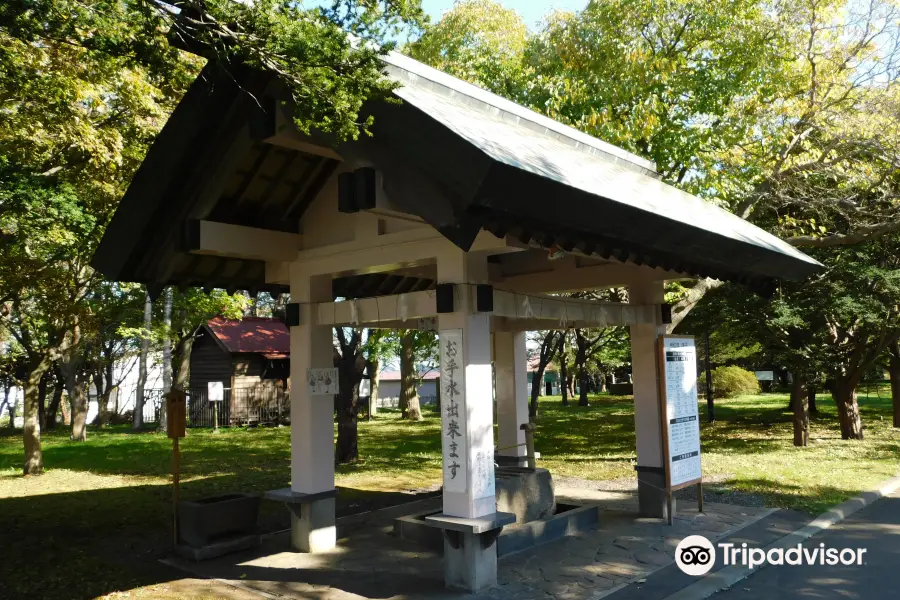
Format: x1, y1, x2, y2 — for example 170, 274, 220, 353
440, 329, 467, 492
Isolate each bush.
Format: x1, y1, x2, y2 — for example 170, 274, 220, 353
698, 366, 760, 398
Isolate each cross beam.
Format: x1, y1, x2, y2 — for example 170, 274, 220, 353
312, 286, 659, 329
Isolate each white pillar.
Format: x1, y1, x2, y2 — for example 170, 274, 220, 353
435, 248, 502, 593
436, 249, 496, 518
494, 330, 528, 466
629, 279, 668, 518
289, 268, 336, 551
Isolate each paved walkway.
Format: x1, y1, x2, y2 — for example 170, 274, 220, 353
710, 489, 900, 600
165, 487, 770, 600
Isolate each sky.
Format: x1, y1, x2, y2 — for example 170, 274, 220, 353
422, 0, 588, 28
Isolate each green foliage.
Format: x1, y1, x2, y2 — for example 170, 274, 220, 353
406, 0, 529, 97
2, 0, 426, 142
700, 365, 760, 398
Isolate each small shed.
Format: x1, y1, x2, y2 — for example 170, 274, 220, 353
377, 370, 440, 408
190, 317, 291, 425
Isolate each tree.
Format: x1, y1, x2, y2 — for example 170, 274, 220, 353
2, 0, 426, 143
335, 328, 365, 464
411, 0, 900, 335
527, 330, 563, 417
133, 292, 152, 430
2, 0, 427, 473
395, 329, 437, 421
363, 329, 391, 420
887, 343, 900, 428
407, 0, 529, 98
0, 11, 192, 471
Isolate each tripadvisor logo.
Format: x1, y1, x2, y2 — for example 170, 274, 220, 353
675, 535, 868, 576
675, 535, 716, 576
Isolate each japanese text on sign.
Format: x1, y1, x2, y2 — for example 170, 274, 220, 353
439, 329, 467, 492
661, 336, 702, 488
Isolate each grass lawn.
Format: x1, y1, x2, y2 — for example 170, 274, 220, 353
0, 392, 898, 599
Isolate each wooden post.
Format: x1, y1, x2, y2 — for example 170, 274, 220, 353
172, 436, 180, 548
520, 422, 537, 470
166, 391, 186, 549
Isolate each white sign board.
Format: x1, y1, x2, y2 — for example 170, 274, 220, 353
208, 381, 225, 403
417, 317, 437, 331
439, 329, 467, 493
754, 370, 775, 381
307, 368, 339, 396
660, 336, 702, 489
359, 379, 371, 397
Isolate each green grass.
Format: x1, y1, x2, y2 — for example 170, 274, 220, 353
0, 394, 898, 599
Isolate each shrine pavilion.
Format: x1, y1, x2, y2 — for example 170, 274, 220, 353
92, 49, 820, 592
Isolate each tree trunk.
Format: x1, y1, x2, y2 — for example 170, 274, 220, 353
162, 287, 173, 393
335, 357, 361, 464
159, 287, 173, 432
62, 364, 89, 442
792, 373, 809, 447
173, 333, 193, 391
530, 369, 544, 418
399, 332, 422, 421
23, 357, 52, 475
37, 373, 48, 430
890, 354, 900, 428
44, 378, 64, 430
1, 385, 9, 428
834, 379, 864, 440
133, 292, 152, 430
577, 355, 589, 407
59, 367, 71, 426
93, 370, 107, 426
788, 373, 797, 411
808, 383, 818, 414
559, 336, 568, 406
7, 392, 15, 431
368, 358, 379, 420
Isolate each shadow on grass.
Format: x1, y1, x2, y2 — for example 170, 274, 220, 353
0, 475, 437, 600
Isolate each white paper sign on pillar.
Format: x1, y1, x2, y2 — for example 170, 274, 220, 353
440, 329, 467, 492
659, 336, 702, 489
307, 367, 339, 395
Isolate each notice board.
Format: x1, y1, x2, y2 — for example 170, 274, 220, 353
658, 335, 702, 490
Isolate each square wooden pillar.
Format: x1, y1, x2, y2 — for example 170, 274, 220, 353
288, 268, 336, 551
494, 330, 529, 466
629, 279, 668, 518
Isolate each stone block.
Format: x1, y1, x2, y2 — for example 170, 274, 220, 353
177, 493, 260, 548
495, 467, 555, 525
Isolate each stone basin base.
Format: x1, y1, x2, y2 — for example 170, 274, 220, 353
394, 502, 600, 557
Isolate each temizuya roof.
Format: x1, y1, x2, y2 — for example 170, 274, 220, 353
92, 51, 820, 296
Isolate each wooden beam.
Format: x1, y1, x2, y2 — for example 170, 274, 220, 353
315, 290, 437, 326
293, 228, 521, 277
496, 261, 683, 293
483, 288, 658, 328
188, 220, 301, 262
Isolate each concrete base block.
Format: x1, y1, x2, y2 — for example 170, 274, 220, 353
175, 533, 261, 561
637, 470, 671, 519
443, 531, 499, 593
290, 497, 336, 552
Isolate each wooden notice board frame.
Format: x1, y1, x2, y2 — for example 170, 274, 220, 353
657, 335, 703, 524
